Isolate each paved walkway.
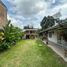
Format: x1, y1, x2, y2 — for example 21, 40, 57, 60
43, 40, 67, 62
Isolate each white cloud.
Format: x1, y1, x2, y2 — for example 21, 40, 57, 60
6, 0, 67, 28
7, 15, 23, 29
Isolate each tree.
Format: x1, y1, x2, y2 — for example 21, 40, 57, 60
40, 16, 55, 29
0, 20, 23, 50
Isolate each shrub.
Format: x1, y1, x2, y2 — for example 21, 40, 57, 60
0, 20, 23, 51
0, 41, 10, 51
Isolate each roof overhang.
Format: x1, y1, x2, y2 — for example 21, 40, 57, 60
39, 22, 67, 33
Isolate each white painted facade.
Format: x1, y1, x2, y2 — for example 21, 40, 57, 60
47, 22, 58, 44
43, 22, 67, 59
48, 31, 57, 44
47, 22, 67, 45
48, 29, 67, 48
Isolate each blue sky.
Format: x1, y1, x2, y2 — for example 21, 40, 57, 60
2, 0, 67, 29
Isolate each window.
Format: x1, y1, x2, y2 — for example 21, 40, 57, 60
49, 32, 52, 38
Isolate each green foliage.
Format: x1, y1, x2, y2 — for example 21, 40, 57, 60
40, 16, 55, 29
0, 20, 23, 51
0, 40, 66, 67
0, 41, 10, 50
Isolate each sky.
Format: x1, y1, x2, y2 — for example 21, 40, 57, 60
2, 0, 67, 29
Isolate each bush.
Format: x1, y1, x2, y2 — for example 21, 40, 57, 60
0, 20, 23, 51
0, 42, 10, 51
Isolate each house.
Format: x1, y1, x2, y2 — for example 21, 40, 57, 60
40, 22, 67, 61
23, 25, 38, 39
0, 0, 7, 30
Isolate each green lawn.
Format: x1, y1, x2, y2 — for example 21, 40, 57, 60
0, 39, 67, 67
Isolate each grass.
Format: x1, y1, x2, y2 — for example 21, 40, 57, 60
0, 39, 67, 67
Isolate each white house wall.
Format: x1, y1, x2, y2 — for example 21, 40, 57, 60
48, 31, 57, 44
47, 30, 67, 48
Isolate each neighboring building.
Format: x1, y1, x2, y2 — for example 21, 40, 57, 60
24, 25, 38, 39
0, 0, 7, 30
40, 22, 67, 61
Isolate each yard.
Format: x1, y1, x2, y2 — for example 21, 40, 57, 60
0, 39, 67, 67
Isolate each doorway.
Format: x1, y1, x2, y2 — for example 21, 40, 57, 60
26, 35, 30, 39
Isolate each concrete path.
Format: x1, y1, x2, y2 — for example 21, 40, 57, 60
43, 40, 67, 62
